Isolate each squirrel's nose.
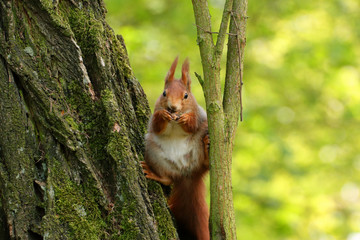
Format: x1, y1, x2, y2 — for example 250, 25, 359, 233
168, 105, 177, 113
167, 102, 179, 112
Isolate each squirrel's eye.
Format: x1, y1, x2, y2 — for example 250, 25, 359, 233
163, 91, 166, 97
184, 93, 188, 99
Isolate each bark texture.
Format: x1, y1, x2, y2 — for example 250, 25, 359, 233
0, 0, 177, 239
191, 0, 247, 239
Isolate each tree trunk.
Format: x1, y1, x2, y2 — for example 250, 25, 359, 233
191, 0, 247, 238
0, 0, 177, 239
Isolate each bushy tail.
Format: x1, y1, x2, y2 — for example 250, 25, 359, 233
168, 172, 209, 240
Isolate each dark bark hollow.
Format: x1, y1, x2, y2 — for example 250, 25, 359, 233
0, 0, 177, 239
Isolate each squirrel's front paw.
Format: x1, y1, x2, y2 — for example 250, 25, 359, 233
161, 109, 174, 121
177, 113, 197, 133
178, 113, 190, 124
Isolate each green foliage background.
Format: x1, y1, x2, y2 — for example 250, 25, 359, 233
104, 0, 360, 239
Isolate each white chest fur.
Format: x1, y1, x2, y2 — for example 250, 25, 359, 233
151, 121, 200, 176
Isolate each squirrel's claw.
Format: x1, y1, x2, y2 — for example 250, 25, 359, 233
177, 113, 189, 124
161, 110, 174, 121
140, 161, 173, 186
203, 134, 210, 147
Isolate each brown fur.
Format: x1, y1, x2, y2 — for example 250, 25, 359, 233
178, 112, 198, 133
144, 57, 210, 240
169, 169, 209, 240
151, 109, 171, 134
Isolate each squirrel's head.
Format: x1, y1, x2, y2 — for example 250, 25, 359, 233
159, 57, 194, 113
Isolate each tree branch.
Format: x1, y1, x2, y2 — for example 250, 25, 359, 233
192, 0, 248, 239
191, 0, 214, 53
194, 24, 237, 36
223, 0, 247, 136
214, 0, 233, 65
191, 0, 222, 112
194, 72, 204, 87
230, 10, 247, 122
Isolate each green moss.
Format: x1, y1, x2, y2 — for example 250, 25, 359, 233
51, 159, 107, 240
152, 201, 177, 240
11, 3, 37, 53
67, 8, 104, 56
2, 0, 177, 239
64, 116, 79, 131
147, 182, 178, 240
134, 99, 150, 133
100, 88, 119, 125
118, 201, 142, 240
107, 30, 133, 80
39, 0, 72, 34
41, 213, 69, 240
65, 82, 110, 162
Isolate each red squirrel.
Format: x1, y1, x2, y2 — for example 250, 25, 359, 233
141, 57, 210, 240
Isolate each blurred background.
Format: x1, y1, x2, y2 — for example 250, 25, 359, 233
104, 0, 360, 239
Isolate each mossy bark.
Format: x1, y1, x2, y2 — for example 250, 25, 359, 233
0, 0, 177, 239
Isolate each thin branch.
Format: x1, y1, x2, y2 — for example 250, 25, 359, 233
230, 10, 247, 121
194, 72, 204, 87
223, 0, 247, 129
191, 0, 214, 49
194, 24, 237, 36
191, 0, 217, 95
231, 12, 243, 121
214, 0, 234, 65
193, 24, 219, 35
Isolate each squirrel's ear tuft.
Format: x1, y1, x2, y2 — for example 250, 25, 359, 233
165, 56, 179, 83
181, 58, 191, 90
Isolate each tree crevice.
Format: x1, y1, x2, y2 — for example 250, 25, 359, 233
0, 1, 177, 239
